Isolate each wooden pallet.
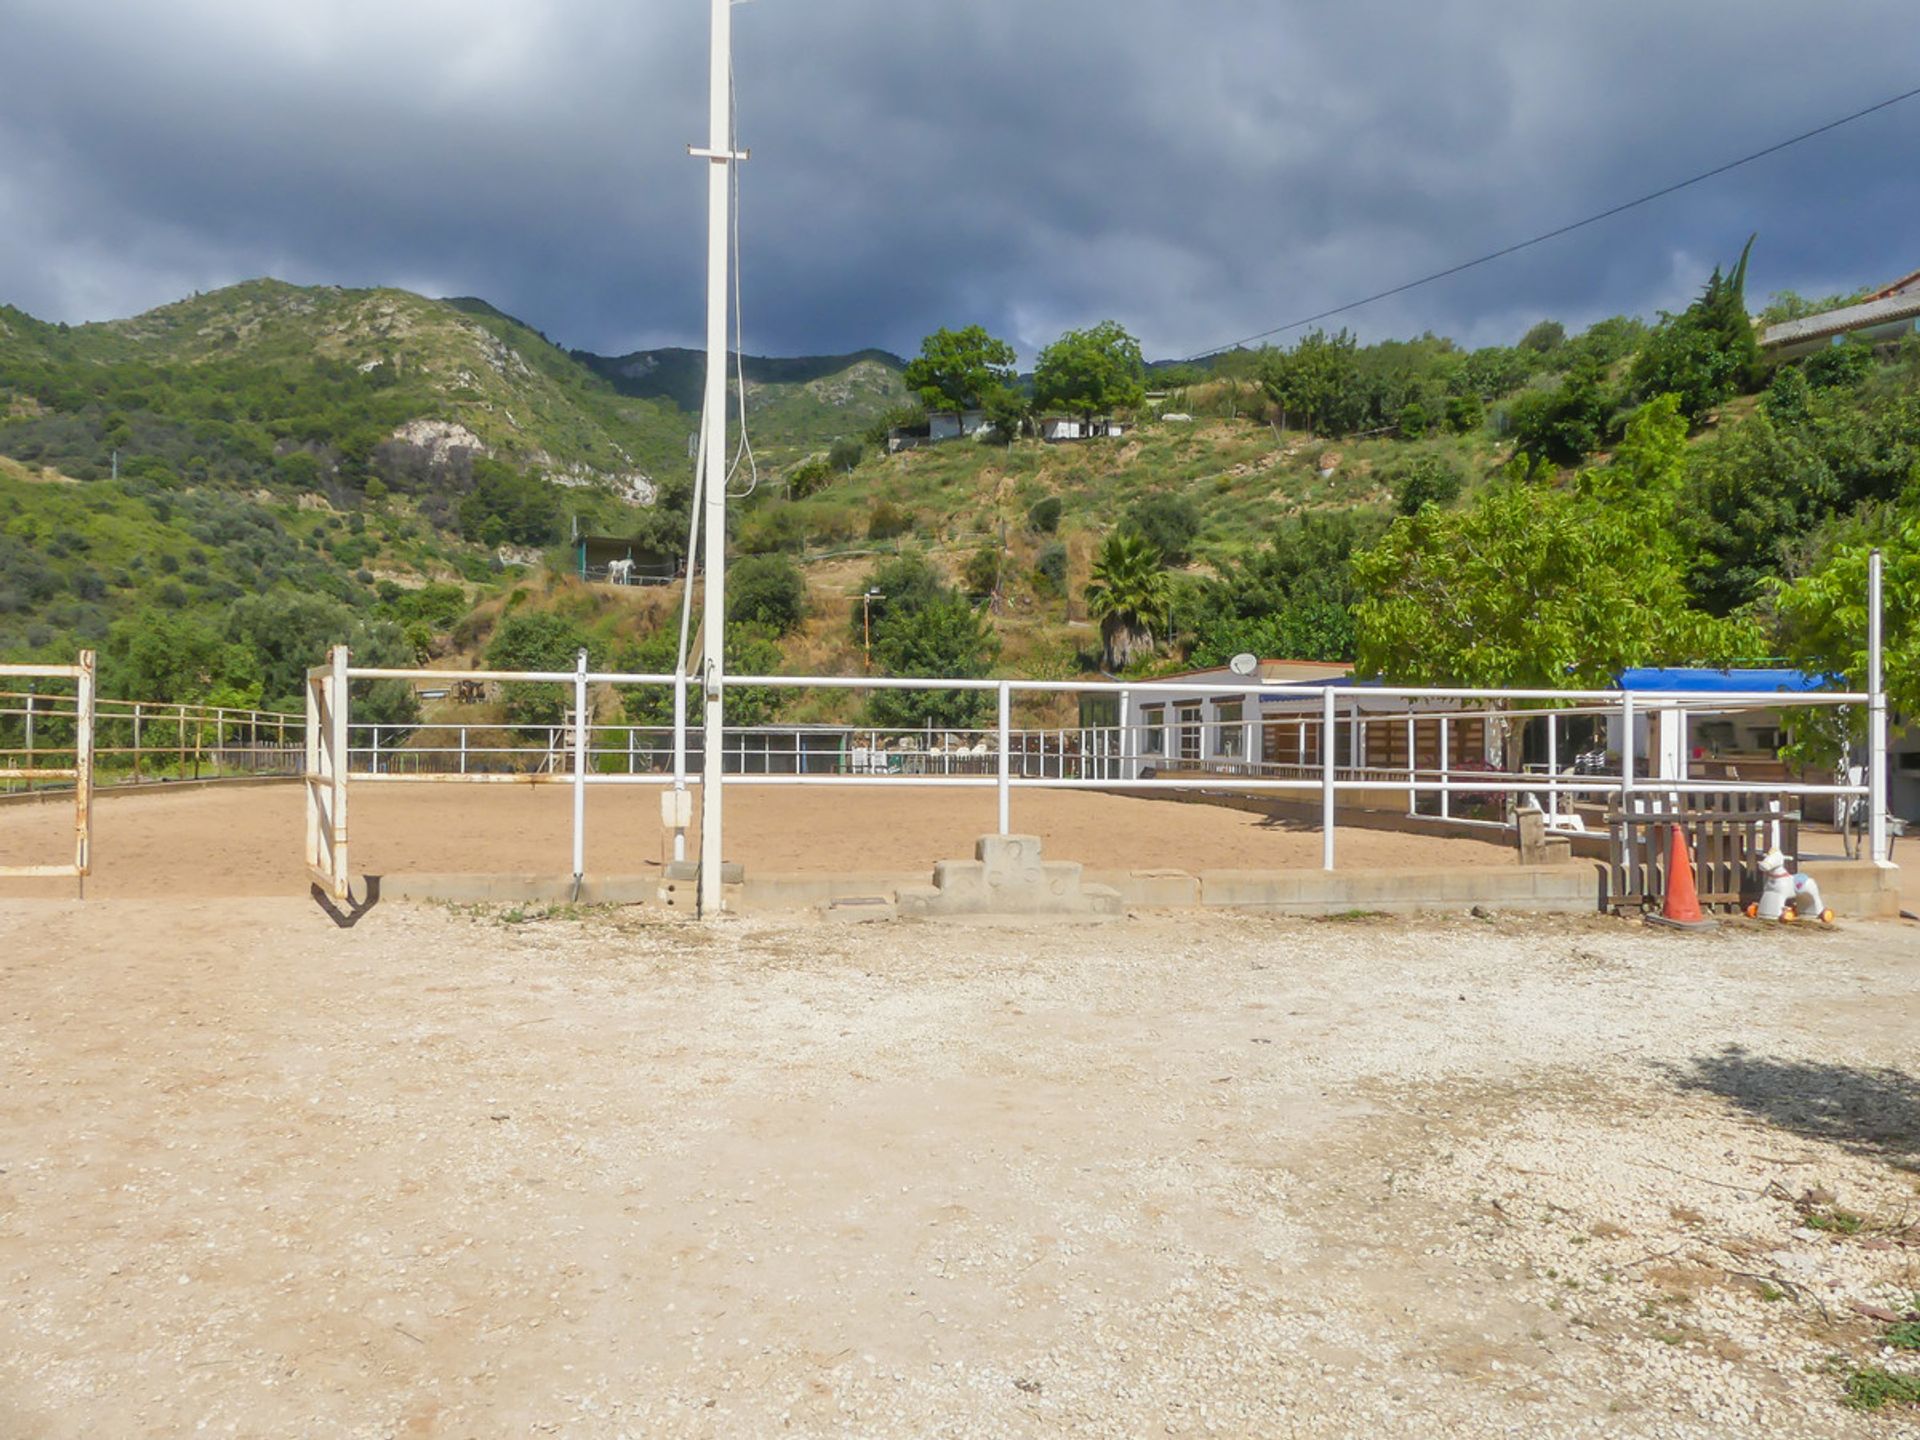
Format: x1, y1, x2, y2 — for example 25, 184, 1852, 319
1605, 792, 1798, 913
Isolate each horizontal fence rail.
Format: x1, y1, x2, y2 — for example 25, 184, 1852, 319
2, 690, 302, 794
298, 646, 1891, 906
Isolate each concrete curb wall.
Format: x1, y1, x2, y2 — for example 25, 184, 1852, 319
371, 863, 1611, 916
366, 857, 1900, 919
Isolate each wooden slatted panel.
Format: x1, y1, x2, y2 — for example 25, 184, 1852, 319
1605, 792, 1799, 912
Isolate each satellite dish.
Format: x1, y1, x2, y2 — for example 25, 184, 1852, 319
1228, 652, 1259, 677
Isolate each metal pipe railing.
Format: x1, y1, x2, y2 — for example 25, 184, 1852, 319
301, 639, 1897, 901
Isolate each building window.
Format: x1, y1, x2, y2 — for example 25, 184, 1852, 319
1215, 700, 1244, 758
1139, 707, 1164, 755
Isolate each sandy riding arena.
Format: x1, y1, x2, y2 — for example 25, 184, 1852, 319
2, 897, 1918, 1437
0, 782, 1515, 898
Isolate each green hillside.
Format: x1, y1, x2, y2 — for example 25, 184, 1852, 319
5, 260, 1919, 742
577, 345, 909, 461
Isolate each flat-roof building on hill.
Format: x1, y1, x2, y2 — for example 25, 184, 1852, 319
1760, 268, 1920, 359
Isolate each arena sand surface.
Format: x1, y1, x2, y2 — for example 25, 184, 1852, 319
1, 897, 1917, 1438
0, 781, 1515, 899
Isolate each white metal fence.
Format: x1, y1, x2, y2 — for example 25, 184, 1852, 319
303, 647, 1889, 906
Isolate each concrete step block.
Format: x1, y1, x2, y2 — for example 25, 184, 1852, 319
933, 860, 988, 899
896, 885, 940, 917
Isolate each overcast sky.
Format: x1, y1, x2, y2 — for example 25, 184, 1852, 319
2, 1, 1916, 362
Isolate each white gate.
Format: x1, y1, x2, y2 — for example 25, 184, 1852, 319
305, 646, 350, 900
0, 652, 95, 889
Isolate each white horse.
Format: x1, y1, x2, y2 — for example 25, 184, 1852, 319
606, 558, 636, 586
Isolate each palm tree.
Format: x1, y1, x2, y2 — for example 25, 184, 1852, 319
1084, 530, 1171, 671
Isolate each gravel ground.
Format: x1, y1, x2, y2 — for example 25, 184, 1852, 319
0, 899, 1917, 1438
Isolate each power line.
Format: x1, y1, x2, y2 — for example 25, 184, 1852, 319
1184, 80, 1920, 361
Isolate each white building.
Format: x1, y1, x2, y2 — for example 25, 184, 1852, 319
1079, 660, 1499, 784
928, 409, 991, 441
1040, 415, 1129, 442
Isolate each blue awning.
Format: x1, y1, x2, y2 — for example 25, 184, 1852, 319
1616, 667, 1827, 695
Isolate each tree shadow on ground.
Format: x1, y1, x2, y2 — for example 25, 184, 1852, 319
1671, 1044, 1920, 1172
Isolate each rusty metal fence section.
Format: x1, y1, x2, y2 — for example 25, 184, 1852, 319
0, 652, 95, 887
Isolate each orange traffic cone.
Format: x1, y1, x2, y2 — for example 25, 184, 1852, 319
1647, 825, 1716, 931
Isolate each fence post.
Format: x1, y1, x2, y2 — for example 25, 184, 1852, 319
1401, 715, 1414, 814
1620, 690, 1635, 810
304, 669, 320, 873
330, 646, 350, 898
672, 670, 688, 863
22, 687, 32, 791
1869, 548, 1890, 865
571, 649, 588, 890
1438, 715, 1451, 820
459, 726, 468, 775
132, 702, 142, 784
1547, 710, 1559, 825
1321, 685, 1337, 870
371, 725, 380, 776
74, 651, 94, 892
997, 682, 1011, 835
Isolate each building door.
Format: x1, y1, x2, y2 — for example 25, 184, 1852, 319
1177, 705, 1203, 764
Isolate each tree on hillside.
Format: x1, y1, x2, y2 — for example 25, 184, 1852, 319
1260, 329, 1360, 436
619, 625, 786, 728
1351, 445, 1756, 689
1084, 530, 1172, 671
103, 609, 261, 708
1194, 510, 1387, 665
1519, 320, 1567, 355
1628, 237, 1761, 420
1383, 449, 1467, 515
902, 326, 1019, 413
1033, 321, 1146, 424
866, 596, 1000, 729
486, 611, 598, 730
459, 459, 561, 548
981, 384, 1032, 443
1774, 506, 1918, 714
1122, 493, 1202, 567
848, 552, 948, 642
726, 553, 806, 635
224, 590, 418, 722
827, 436, 864, 472
1187, 602, 1355, 668
1508, 357, 1612, 467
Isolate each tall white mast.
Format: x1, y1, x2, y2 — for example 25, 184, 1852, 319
693, 0, 739, 913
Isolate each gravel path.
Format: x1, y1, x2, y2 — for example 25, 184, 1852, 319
1, 899, 1916, 1437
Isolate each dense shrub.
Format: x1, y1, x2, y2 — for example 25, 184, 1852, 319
1027, 496, 1063, 534
726, 553, 806, 635
867, 500, 914, 540
1121, 492, 1202, 566
1032, 542, 1068, 594
485, 611, 597, 730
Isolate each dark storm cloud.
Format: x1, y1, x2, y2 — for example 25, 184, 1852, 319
2, 0, 1916, 360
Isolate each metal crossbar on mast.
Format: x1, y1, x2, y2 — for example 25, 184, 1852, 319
694, 0, 744, 914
